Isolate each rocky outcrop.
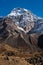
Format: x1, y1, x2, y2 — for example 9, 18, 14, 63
0, 17, 9, 41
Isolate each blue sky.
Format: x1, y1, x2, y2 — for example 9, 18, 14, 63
0, 0, 43, 17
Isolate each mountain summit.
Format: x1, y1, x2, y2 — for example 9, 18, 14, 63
7, 8, 43, 34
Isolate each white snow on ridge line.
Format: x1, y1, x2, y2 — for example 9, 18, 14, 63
8, 13, 16, 16
23, 8, 28, 12
8, 12, 21, 16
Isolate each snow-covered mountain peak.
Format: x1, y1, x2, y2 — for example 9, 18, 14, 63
8, 7, 29, 16
7, 8, 43, 34
8, 7, 39, 21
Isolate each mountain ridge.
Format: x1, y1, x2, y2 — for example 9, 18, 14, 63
0, 7, 43, 51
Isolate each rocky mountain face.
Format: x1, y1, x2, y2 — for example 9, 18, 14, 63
0, 8, 43, 52
8, 8, 43, 34
0, 17, 9, 41
0, 7, 43, 65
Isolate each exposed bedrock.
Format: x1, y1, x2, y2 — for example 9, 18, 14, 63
0, 17, 43, 53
